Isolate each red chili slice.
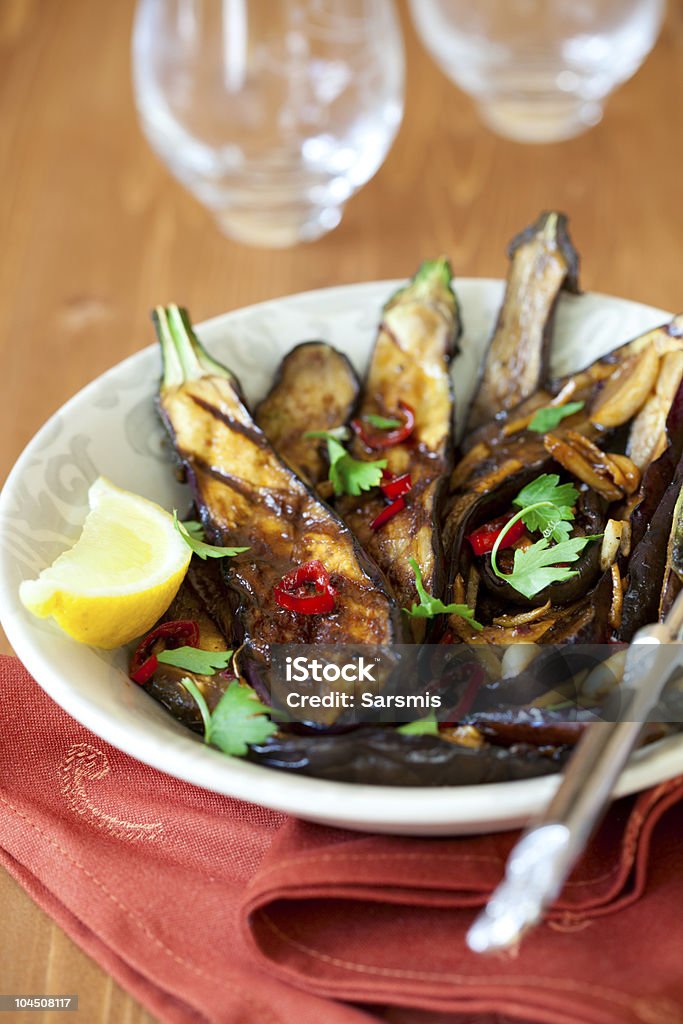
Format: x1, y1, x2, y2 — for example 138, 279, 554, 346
370, 495, 406, 530
352, 402, 416, 449
273, 560, 337, 615
466, 515, 527, 556
380, 471, 412, 501
447, 663, 486, 723
130, 654, 159, 685
129, 619, 201, 685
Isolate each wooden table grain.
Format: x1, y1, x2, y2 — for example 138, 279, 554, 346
1, 0, 682, 1020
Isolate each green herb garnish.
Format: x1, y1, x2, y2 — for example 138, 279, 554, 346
512, 474, 579, 543
178, 677, 277, 756
304, 426, 350, 442
157, 646, 233, 676
489, 473, 601, 599
404, 558, 482, 629
179, 519, 205, 541
397, 712, 440, 736
492, 528, 598, 600
364, 414, 402, 429
305, 430, 387, 496
173, 513, 250, 560
528, 402, 585, 433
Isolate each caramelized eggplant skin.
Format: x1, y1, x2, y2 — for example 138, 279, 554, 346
620, 466, 683, 640
467, 709, 589, 748
247, 727, 564, 785
444, 318, 683, 618
539, 571, 613, 644
337, 260, 461, 626
659, 485, 683, 618
255, 342, 359, 486
461, 317, 683, 460
155, 307, 404, 697
466, 211, 580, 432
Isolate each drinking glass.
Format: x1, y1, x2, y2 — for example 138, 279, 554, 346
409, 0, 665, 143
132, 0, 404, 247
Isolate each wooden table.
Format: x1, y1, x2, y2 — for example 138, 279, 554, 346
1, 0, 681, 1020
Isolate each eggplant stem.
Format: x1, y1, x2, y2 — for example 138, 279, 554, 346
153, 304, 232, 390
384, 256, 456, 313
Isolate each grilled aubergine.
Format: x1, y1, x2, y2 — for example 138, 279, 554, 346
144, 559, 233, 732
337, 259, 461, 633
255, 341, 359, 489
128, 226, 683, 787
466, 211, 580, 432
444, 316, 683, 641
154, 305, 403, 701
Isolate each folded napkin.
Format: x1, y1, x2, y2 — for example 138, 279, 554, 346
1, 655, 682, 1024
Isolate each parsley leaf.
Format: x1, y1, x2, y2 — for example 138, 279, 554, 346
303, 430, 388, 496
177, 676, 212, 736
490, 473, 600, 599
404, 558, 483, 630
397, 712, 440, 736
208, 681, 278, 755
528, 401, 585, 433
364, 414, 402, 429
495, 535, 598, 600
180, 519, 205, 541
157, 646, 233, 676
178, 677, 277, 756
512, 474, 579, 543
304, 426, 350, 442
173, 512, 250, 560
326, 438, 387, 497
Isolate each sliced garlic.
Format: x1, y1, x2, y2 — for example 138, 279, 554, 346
501, 642, 541, 679
600, 520, 624, 571
591, 345, 659, 429
581, 648, 627, 701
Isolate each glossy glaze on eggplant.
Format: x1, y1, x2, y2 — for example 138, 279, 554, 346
337, 259, 461, 627
133, 229, 683, 787
466, 211, 580, 432
255, 341, 359, 488
154, 305, 404, 696
444, 316, 683, 637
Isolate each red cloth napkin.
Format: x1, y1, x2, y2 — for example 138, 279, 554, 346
1, 655, 682, 1024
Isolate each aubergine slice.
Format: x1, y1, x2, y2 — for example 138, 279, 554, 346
336, 259, 461, 627
154, 305, 403, 696
466, 709, 589, 748
462, 315, 683, 461
659, 484, 683, 619
464, 709, 673, 751
246, 727, 564, 785
620, 468, 683, 640
624, 365, 683, 551
254, 342, 359, 487
144, 560, 233, 732
466, 211, 580, 432
444, 317, 683, 617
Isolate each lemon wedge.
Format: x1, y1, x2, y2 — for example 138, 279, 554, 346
19, 477, 191, 649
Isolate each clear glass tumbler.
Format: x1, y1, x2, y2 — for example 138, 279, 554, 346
409, 0, 665, 143
132, 0, 404, 247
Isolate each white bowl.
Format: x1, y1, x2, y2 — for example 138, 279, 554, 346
1, 279, 681, 835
